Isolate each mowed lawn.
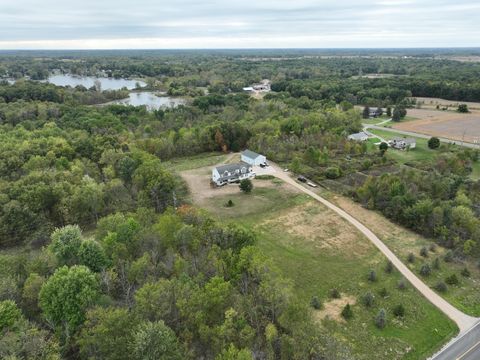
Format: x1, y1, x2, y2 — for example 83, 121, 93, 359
368, 128, 437, 163
175, 157, 458, 359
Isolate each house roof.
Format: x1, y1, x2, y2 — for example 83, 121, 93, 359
241, 149, 263, 160
348, 132, 369, 140
392, 137, 416, 144
215, 162, 251, 176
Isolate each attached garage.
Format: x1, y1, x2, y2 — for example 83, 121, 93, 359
241, 150, 266, 166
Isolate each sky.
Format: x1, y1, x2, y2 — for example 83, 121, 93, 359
0, 0, 479, 49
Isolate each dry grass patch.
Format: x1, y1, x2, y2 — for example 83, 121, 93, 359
314, 295, 357, 324
262, 202, 371, 258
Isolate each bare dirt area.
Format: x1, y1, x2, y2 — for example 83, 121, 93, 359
180, 158, 297, 208
262, 202, 372, 258
392, 108, 480, 143
314, 295, 357, 323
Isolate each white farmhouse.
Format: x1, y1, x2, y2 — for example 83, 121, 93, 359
212, 162, 255, 186
241, 150, 266, 166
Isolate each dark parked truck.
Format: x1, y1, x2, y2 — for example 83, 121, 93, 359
297, 175, 307, 183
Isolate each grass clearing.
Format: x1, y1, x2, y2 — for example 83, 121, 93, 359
331, 194, 480, 316
177, 154, 458, 359
368, 128, 438, 163
163, 152, 233, 172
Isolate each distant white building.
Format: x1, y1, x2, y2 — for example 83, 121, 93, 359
212, 162, 255, 186
348, 132, 369, 142
389, 137, 416, 150
241, 150, 267, 166
243, 80, 271, 93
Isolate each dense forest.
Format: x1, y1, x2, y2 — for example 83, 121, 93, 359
1, 50, 480, 359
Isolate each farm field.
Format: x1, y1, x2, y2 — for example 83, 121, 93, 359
176, 154, 458, 359
390, 108, 480, 144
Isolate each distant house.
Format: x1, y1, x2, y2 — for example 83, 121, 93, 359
389, 137, 416, 150
243, 80, 271, 93
212, 162, 255, 186
241, 150, 267, 166
369, 107, 383, 118
348, 132, 369, 142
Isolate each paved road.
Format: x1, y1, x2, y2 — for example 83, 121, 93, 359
430, 321, 480, 359
367, 125, 480, 149
269, 163, 477, 333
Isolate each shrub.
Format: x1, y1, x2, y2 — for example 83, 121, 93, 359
310, 296, 322, 310
444, 251, 453, 263
225, 199, 234, 208
330, 288, 341, 299
420, 247, 428, 258
341, 304, 353, 320
461, 267, 471, 278
428, 137, 441, 149
378, 287, 388, 298
239, 179, 253, 193
434, 281, 448, 293
432, 258, 440, 270
368, 270, 377, 282
457, 104, 469, 113
379, 142, 388, 153
375, 309, 387, 329
445, 274, 459, 286
397, 279, 407, 290
429, 243, 437, 253
384, 261, 393, 274
325, 166, 341, 179
393, 304, 405, 318
407, 253, 415, 263
419, 264, 431, 277
362, 292, 375, 308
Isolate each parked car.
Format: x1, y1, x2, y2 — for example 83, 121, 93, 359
260, 163, 266, 168
297, 175, 307, 183
284, 168, 289, 172
307, 181, 318, 188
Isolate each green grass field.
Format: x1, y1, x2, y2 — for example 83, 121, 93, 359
175, 155, 458, 359
368, 129, 480, 180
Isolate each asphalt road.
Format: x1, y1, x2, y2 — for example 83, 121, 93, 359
431, 321, 480, 360
366, 125, 480, 149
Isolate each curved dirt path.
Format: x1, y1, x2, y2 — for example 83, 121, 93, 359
270, 163, 477, 333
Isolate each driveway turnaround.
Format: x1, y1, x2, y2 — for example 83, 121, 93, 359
270, 163, 477, 334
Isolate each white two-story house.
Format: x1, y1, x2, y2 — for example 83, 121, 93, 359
212, 162, 255, 186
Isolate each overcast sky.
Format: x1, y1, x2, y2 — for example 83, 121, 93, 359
0, 0, 479, 49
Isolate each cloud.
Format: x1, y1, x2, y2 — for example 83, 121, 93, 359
0, 0, 478, 48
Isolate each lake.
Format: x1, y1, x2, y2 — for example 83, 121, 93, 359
46, 74, 146, 90
106, 92, 186, 110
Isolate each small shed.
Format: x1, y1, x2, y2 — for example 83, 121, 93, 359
241, 150, 266, 166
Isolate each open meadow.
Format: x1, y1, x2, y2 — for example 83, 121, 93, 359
174, 153, 458, 359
